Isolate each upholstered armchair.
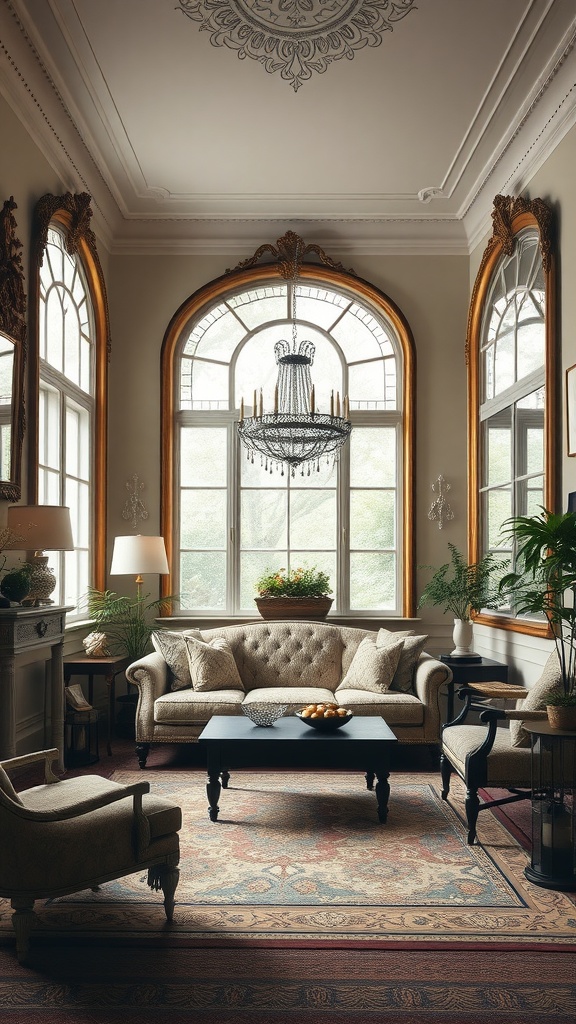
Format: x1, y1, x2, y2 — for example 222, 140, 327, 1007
0, 748, 182, 961
440, 651, 562, 844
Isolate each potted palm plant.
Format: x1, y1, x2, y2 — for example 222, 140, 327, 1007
498, 508, 576, 729
255, 566, 333, 620
418, 543, 506, 657
85, 587, 172, 662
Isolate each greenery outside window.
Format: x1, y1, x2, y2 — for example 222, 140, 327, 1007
162, 245, 415, 618
467, 195, 555, 635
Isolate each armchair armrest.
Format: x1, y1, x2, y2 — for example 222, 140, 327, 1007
16, 780, 151, 823
1, 748, 60, 783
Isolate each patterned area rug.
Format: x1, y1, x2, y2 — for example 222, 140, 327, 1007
2, 770, 574, 953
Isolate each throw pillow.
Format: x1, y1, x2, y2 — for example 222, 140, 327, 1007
336, 636, 405, 695
184, 635, 244, 692
377, 628, 429, 693
152, 629, 203, 691
510, 650, 563, 748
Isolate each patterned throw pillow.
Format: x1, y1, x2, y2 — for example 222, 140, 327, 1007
377, 628, 429, 693
336, 637, 405, 695
184, 635, 244, 692
510, 650, 563, 748
152, 629, 203, 691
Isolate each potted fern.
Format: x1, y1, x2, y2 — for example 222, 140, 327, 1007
418, 543, 506, 657
498, 508, 576, 729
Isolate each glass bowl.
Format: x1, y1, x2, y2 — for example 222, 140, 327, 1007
295, 708, 353, 731
241, 703, 288, 727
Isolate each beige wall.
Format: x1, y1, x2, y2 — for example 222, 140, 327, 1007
1, 86, 575, 747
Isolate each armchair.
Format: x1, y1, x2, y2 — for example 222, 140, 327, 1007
440, 650, 562, 844
0, 748, 181, 961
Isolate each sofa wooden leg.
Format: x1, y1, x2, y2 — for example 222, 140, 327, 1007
11, 898, 37, 962
136, 743, 150, 769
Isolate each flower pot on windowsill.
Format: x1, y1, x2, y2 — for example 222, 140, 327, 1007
255, 596, 333, 621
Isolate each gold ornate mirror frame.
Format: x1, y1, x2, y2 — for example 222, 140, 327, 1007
467, 195, 556, 637
0, 197, 26, 502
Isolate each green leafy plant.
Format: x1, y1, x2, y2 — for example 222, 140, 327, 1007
418, 543, 506, 620
85, 587, 172, 662
498, 508, 576, 704
256, 566, 332, 599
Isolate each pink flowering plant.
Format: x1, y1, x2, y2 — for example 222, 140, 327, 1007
256, 566, 332, 599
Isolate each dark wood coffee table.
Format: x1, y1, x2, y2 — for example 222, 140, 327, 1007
198, 715, 397, 824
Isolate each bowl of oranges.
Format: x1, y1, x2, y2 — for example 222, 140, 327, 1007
295, 702, 353, 731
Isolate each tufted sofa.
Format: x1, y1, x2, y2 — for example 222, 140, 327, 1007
126, 620, 452, 767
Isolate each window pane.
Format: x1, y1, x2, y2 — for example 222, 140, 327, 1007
487, 489, 511, 548
517, 320, 544, 380
350, 552, 395, 609
332, 309, 382, 361
181, 490, 226, 548
350, 491, 395, 549
484, 412, 511, 487
350, 427, 396, 487
180, 551, 226, 609
241, 490, 287, 548
290, 489, 336, 549
181, 427, 227, 486
193, 309, 245, 360
189, 359, 228, 407
348, 360, 386, 406
493, 330, 514, 395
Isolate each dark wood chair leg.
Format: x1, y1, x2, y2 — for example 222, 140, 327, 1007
136, 743, 150, 769
440, 753, 452, 800
465, 786, 480, 845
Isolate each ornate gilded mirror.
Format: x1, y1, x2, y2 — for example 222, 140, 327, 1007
0, 197, 26, 502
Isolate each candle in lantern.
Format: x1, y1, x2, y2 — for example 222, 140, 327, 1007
336, 392, 341, 417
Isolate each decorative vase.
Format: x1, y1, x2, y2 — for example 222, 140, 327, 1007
255, 596, 333, 621
82, 631, 111, 657
450, 618, 475, 657
546, 704, 576, 731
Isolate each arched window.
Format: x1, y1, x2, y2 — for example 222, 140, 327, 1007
162, 237, 415, 618
30, 194, 109, 616
467, 195, 555, 635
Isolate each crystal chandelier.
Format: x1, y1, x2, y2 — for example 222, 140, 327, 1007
237, 263, 352, 477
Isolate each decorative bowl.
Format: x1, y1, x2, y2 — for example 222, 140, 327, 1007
241, 703, 288, 727
295, 708, 353, 731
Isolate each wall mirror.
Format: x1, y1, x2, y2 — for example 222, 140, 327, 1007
0, 198, 26, 502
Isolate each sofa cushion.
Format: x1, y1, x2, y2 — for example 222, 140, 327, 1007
510, 650, 563, 748
336, 637, 405, 695
184, 635, 244, 692
155, 688, 245, 724
242, 686, 336, 710
442, 723, 532, 784
334, 687, 424, 725
152, 628, 203, 691
377, 628, 429, 693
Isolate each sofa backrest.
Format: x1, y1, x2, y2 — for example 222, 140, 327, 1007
201, 620, 376, 692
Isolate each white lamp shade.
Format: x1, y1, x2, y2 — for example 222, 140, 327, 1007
110, 535, 169, 576
6, 505, 74, 551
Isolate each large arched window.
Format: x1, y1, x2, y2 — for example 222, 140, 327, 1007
30, 193, 109, 616
467, 195, 556, 635
162, 238, 415, 619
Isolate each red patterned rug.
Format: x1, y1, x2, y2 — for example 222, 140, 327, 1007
2, 770, 574, 952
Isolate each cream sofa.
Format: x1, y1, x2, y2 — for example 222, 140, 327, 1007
126, 620, 452, 767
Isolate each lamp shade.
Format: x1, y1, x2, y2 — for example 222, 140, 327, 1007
110, 535, 169, 576
6, 505, 74, 551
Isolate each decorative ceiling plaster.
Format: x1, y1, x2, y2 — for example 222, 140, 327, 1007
175, 0, 418, 92
0, 0, 575, 254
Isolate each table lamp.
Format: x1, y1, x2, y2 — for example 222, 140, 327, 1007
110, 535, 169, 601
6, 504, 74, 605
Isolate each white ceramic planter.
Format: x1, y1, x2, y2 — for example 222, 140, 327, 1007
450, 618, 474, 657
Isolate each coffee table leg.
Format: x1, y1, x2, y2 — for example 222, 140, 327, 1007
206, 772, 221, 822
365, 771, 375, 791
374, 771, 391, 823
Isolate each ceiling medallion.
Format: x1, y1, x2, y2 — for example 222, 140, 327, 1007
176, 0, 418, 91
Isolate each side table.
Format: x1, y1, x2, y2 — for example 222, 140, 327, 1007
440, 656, 509, 723
523, 722, 576, 891
63, 655, 130, 756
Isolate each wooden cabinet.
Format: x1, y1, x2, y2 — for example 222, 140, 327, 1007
0, 606, 68, 770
